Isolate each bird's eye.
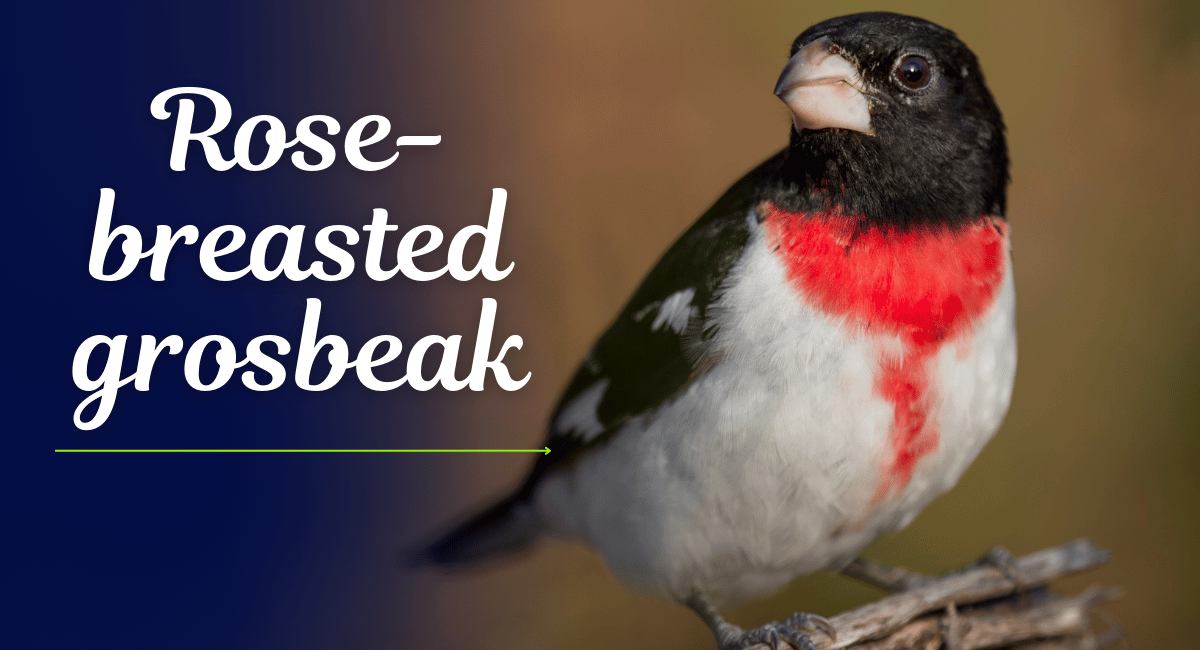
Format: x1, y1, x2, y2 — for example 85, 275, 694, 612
894, 55, 932, 90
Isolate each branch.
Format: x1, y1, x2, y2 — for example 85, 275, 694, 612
770, 539, 1123, 650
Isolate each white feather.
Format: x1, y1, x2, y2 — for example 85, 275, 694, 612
634, 287, 698, 334
534, 209, 1017, 607
553, 378, 609, 441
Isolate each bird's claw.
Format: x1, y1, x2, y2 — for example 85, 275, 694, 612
971, 546, 1032, 589
785, 612, 837, 642
719, 613, 835, 650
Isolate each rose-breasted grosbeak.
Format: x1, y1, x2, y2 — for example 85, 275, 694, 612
415, 12, 1014, 650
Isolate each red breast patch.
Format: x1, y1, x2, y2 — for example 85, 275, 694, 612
761, 202, 1008, 498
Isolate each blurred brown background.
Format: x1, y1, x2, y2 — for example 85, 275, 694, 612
347, 1, 1200, 647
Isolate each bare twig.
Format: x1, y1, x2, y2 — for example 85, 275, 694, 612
748, 539, 1121, 650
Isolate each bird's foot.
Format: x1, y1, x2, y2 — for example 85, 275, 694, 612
715, 612, 836, 650
841, 557, 932, 592
968, 546, 1032, 590
685, 592, 835, 650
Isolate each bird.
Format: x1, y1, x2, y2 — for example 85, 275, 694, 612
412, 12, 1014, 650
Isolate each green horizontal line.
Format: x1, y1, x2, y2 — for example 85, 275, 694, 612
55, 447, 551, 454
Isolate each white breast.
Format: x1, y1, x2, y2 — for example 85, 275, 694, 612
533, 212, 1017, 607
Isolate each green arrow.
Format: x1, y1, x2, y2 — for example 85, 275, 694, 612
55, 447, 552, 455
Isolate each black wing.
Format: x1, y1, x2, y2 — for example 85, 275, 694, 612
513, 151, 787, 497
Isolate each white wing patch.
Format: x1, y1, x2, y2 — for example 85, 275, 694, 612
634, 287, 697, 334
554, 378, 609, 440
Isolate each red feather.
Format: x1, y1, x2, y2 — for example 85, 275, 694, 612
763, 203, 1008, 496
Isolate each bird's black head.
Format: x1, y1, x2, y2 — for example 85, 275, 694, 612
768, 12, 1008, 229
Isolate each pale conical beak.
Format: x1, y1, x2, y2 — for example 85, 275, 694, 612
774, 36, 874, 136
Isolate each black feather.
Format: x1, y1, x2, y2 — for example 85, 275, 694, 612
407, 493, 538, 568
771, 12, 1009, 230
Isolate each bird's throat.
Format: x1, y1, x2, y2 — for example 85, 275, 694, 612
761, 202, 1008, 497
